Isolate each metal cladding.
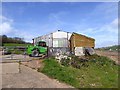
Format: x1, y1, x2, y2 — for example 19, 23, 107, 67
33, 30, 72, 48
33, 30, 95, 56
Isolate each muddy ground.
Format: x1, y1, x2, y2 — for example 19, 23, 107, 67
95, 50, 119, 64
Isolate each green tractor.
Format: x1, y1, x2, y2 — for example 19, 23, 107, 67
26, 41, 48, 57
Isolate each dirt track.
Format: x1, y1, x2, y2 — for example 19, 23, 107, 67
95, 50, 119, 64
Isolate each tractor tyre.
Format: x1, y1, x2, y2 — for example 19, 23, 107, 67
31, 49, 39, 57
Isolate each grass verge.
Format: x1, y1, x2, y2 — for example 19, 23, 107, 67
3, 43, 30, 47
38, 58, 79, 88
38, 56, 118, 88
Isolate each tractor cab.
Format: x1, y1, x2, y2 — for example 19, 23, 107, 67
37, 41, 46, 47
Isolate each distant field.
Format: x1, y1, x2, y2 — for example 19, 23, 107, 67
96, 45, 120, 51
2, 43, 31, 54
3, 43, 31, 47
95, 50, 119, 64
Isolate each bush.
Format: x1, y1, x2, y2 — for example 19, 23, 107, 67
88, 55, 116, 67
60, 58, 71, 66
60, 54, 116, 69
60, 55, 89, 69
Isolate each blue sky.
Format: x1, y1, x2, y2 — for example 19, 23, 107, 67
0, 2, 118, 47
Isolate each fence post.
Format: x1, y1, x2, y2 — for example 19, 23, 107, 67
19, 60, 21, 73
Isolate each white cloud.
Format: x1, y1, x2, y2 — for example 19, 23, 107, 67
75, 18, 118, 47
96, 41, 118, 48
0, 22, 13, 34
98, 18, 118, 34
0, 15, 34, 42
91, 2, 118, 18
1, 2, 118, 45
112, 18, 118, 25
0, 15, 13, 35
0, 15, 13, 23
47, 10, 118, 48
14, 30, 35, 43
75, 18, 118, 35
94, 18, 118, 47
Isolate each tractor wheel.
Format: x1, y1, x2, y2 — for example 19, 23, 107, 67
32, 49, 39, 57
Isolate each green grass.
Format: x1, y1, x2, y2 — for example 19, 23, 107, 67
3, 43, 30, 54
38, 58, 79, 88
3, 43, 30, 47
38, 56, 119, 88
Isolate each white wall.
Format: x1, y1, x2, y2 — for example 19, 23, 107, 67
33, 30, 72, 47
52, 31, 72, 47
53, 31, 72, 39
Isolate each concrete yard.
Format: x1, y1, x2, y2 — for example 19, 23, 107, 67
2, 64, 72, 88
1, 63, 19, 74
1, 53, 73, 88
1, 54, 32, 63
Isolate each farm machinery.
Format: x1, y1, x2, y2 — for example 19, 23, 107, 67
26, 41, 48, 57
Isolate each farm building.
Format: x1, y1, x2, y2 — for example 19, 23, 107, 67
33, 30, 72, 56
32, 30, 95, 56
70, 32, 95, 56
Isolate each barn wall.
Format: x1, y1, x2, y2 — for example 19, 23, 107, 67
34, 33, 53, 47
53, 38, 68, 47
70, 33, 95, 54
53, 31, 72, 39
72, 33, 95, 48
52, 31, 72, 47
